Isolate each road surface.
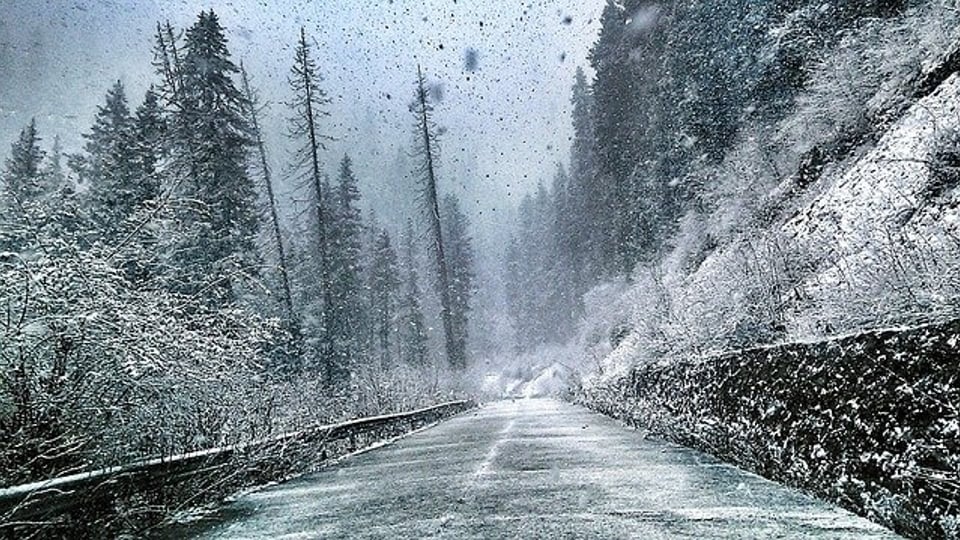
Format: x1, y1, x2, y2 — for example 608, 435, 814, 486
165, 398, 898, 539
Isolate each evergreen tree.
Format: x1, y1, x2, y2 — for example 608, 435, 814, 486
568, 68, 600, 287
531, 184, 556, 343
287, 26, 340, 384
103, 88, 166, 287
82, 80, 133, 174
329, 154, 366, 370
80, 81, 146, 238
590, 0, 643, 276
548, 164, 581, 340
132, 88, 165, 195
398, 220, 428, 367
570, 68, 597, 190
1, 120, 46, 258
503, 236, 522, 350
367, 228, 400, 370
1, 121, 84, 260
3, 119, 46, 203
504, 178, 581, 352
48, 135, 65, 187
172, 10, 259, 306
152, 21, 185, 110
440, 195, 474, 368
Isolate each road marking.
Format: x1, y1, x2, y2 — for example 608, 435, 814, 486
473, 418, 514, 480
433, 409, 517, 537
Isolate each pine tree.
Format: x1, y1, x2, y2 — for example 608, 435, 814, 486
548, 164, 581, 340
328, 154, 366, 370
398, 220, 428, 367
1, 120, 46, 258
287, 26, 341, 384
1, 121, 85, 260
368, 228, 400, 370
568, 68, 600, 287
42, 135, 80, 237
152, 21, 185, 109
530, 184, 556, 344
132, 88, 165, 194
48, 135, 65, 187
503, 236, 524, 350
102, 88, 167, 287
505, 184, 571, 352
590, 0, 644, 276
80, 81, 145, 238
172, 10, 259, 306
3, 119, 46, 203
82, 80, 133, 172
440, 195, 474, 367
411, 66, 461, 370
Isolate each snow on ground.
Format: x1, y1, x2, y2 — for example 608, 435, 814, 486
520, 363, 570, 398
787, 73, 960, 251
163, 399, 897, 539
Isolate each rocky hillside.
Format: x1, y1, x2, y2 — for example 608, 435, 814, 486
569, 4, 960, 537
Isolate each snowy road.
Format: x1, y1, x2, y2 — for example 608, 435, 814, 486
166, 399, 898, 539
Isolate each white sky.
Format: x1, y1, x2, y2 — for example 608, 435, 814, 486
0, 0, 602, 222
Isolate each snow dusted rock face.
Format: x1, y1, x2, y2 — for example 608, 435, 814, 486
581, 320, 960, 540
786, 73, 960, 255
777, 71, 960, 334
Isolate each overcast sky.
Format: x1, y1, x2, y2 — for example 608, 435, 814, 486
0, 0, 602, 235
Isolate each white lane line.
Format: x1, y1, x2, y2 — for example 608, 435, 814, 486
433, 412, 518, 537
473, 419, 514, 481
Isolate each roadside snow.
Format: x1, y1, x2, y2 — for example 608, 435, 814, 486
787, 73, 960, 252
521, 363, 569, 398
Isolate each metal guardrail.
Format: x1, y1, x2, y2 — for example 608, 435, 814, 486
0, 399, 475, 535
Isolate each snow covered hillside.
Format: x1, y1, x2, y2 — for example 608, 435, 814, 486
564, 3, 960, 386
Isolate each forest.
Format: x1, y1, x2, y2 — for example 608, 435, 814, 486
507, 0, 960, 376
0, 11, 477, 486
4, 1, 960, 533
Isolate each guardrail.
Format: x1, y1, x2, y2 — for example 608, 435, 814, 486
0, 399, 475, 537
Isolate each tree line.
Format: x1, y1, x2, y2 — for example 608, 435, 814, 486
0, 10, 473, 485
504, 0, 914, 353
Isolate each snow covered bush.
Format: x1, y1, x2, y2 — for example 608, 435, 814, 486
0, 238, 277, 484
0, 166, 282, 484
351, 361, 462, 416
794, 226, 960, 339
777, 2, 960, 158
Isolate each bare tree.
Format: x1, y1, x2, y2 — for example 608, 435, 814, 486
287, 27, 340, 384
240, 64, 295, 322
411, 66, 462, 370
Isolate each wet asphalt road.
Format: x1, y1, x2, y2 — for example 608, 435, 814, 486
173, 398, 898, 539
